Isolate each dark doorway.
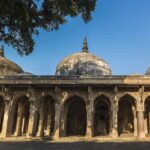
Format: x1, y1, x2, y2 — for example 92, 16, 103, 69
93, 95, 110, 136
66, 96, 87, 136
118, 95, 135, 136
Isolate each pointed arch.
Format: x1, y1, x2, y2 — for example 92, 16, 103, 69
37, 95, 55, 137
11, 95, 30, 136
64, 95, 87, 136
93, 95, 111, 136
118, 94, 136, 108
63, 94, 86, 106
118, 94, 136, 136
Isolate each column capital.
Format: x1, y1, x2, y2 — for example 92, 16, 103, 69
27, 86, 37, 101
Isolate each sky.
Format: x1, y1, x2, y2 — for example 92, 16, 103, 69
3, 0, 150, 75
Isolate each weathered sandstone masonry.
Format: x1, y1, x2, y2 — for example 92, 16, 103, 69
0, 76, 150, 139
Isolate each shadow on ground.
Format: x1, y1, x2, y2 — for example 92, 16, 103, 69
1, 141, 150, 150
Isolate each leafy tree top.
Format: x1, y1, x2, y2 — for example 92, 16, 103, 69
0, 0, 96, 56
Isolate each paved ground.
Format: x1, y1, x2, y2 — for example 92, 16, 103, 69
1, 141, 150, 150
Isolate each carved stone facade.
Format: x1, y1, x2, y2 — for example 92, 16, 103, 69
0, 76, 150, 139
0, 40, 150, 140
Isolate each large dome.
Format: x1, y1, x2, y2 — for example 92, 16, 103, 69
0, 47, 23, 76
55, 38, 112, 77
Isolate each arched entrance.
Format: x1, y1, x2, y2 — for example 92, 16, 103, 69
38, 96, 55, 136
93, 95, 111, 136
0, 96, 4, 134
118, 95, 136, 136
145, 97, 150, 134
65, 96, 87, 136
12, 96, 30, 136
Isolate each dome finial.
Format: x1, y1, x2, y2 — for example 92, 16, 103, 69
82, 37, 89, 53
0, 45, 4, 57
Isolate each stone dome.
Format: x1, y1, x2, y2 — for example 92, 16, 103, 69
145, 67, 150, 75
0, 47, 23, 76
17, 72, 35, 77
55, 38, 112, 77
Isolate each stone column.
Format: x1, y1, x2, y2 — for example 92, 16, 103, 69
37, 102, 44, 137
86, 101, 93, 138
53, 103, 61, 139
0, 101, 10, 137
15, 103, 23, 136
109, 111, 113, 136
148, 111, 150, 134
26, 101, 37, 138
137, 86, 145, 138
112, 86, 118, 138
33, 110, 39, 136
112, 109, 118, 138
46, 103, 51, 136
7, 108, 14, 136
144, 117, 148, 134
133, 110, 137, 137
0, 105, 5, 133
137, 111, 145, 138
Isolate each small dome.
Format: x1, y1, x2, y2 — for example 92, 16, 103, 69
17, 72, 35, 77
145, 67, 150, 75
55, 38, 112, 77
130, 73, 142, 76
0, 47, 23, 76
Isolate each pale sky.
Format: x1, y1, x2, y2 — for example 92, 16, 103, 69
3, 0, 150, 75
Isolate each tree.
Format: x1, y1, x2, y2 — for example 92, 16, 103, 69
0, 0, 96, 56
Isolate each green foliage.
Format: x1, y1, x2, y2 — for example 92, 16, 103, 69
0, 0, 96, 55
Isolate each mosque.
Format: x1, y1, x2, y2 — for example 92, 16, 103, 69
0, 38, 150, 139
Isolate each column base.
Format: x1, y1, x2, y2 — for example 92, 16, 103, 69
37, 131, 44, 137
86, 127, 92, 138
112, 133, 118, 138
138, 133, 145, 138
53, 129, 60, 139
26, 134, 32, 139
137, 111, 145, 138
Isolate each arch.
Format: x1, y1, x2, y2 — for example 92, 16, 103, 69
12, 95, 30, 136
118, 94, 136, 136
0, 96, 4, 133
62, 94, 86, 106
145, 96, 150, 134
64, 95, 87, 136
37, 95, 55, 136
38, 93, 58, 105
93, 95, 111, 136
118, 93, 137, 107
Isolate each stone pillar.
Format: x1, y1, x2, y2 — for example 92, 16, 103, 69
37, 103, 44, 137
137, 111, 145, 138
46, 103, 51, 136
86, 101, 93, 138
109, 111, 113, 136
0, 106, 4, 133
144, 117, 148, 134
137, 86, 145, 138
15, 103, 23, 136
26, 101, 37, 138
133, 110, 137, 137
112, 109, 118, 138
148, 111, 150, 134
33, 110, 39, 136
0, 101, 10, 137
7, 108, 13, 136
112, 86, 118, 138
53, 103, 61, 139
21, 117, 25, 134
